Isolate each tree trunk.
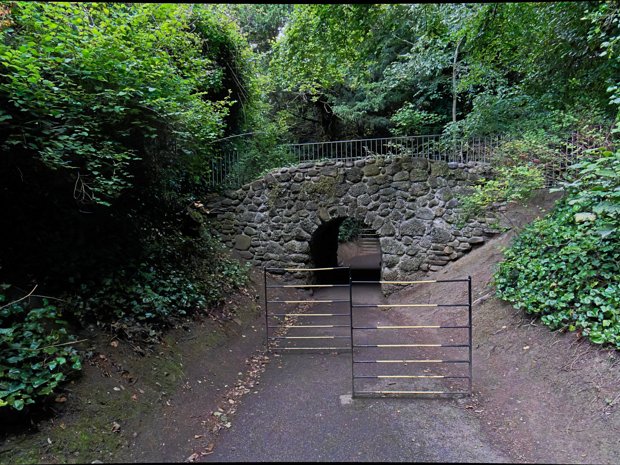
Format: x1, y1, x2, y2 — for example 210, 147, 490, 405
452, 36, 463, 124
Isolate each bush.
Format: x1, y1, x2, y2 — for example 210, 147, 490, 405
0, 286, 81, 411
338, 217, 364, 243
459, 164, 545, 222
494, 150, 620, 347
71, 230, 250, 341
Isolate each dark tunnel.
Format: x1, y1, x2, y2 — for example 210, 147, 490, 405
308, 217, 381, 284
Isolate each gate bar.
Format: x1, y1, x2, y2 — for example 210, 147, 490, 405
354, 359, 470, 364
355, 391, 470, 396
354, 343, 470, 348
271, 313, 350, 317
268, 299, 350, 304
270, 266, 350, 272
353, 325, 470, 330
352, 279, 470, 284
269, 335, 350, 339
267, 284, 350, 288
354, 375, 470, 379
352, 303, 467, 308
269, 324, 350, 328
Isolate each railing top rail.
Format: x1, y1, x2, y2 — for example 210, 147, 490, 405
284, 134, 445, 147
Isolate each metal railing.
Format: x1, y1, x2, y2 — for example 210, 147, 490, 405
207, 130, 616, 190
207, 149, 243, 189
284, 134, 502, 165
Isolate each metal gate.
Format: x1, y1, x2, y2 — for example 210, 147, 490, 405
264, 266, 352, 352
350, 277, 472, 398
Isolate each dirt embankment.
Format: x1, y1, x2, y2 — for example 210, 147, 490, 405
392, 189, 620, 464
0, 268, 282, 464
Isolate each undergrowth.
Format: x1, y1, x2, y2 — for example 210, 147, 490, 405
495, 149, 620, 347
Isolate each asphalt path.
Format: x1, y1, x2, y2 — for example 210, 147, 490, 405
205, 280, 508, 462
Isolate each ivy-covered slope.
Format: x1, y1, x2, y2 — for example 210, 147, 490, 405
495, 151, 620, 347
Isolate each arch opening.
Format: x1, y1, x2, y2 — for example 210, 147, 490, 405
309, 217, 381, 284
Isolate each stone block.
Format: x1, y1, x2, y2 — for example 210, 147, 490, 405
415, 207, 435, 220
234, 234, 252, 251
400, 218, 426, 236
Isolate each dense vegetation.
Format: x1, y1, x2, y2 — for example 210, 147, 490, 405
0, 3, 260, 412
495, 151, 620, 346
0, 1, 619, 414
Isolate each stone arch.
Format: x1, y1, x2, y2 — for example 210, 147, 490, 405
309, 214, 382, 284
207, 156, 498, 282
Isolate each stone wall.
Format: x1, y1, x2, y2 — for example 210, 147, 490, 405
206, 155, 499, 280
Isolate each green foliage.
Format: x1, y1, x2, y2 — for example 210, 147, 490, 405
495, 150, 620, 347
224, 4, 292, 54
0, 286, 81, 411
585, 2, 620, 126
338, 218, 364, 243
269, 3, 618, 143
71, 230, 250, 341
459, 164, 545, 221
0, 3, 254, 206
390, 104, 445, 136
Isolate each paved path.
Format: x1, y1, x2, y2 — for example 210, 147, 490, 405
205, 283, 508, 462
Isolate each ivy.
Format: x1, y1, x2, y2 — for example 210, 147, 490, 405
495, 150, 620, 347
0, 286, 81, 411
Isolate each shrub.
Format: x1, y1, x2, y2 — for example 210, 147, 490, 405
71, 231, 250, 341
0, 286, 81, 411
459, 164, 545, 221
494, 150, 620, 347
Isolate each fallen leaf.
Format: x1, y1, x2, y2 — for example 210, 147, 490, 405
55, 395, 67, 403
110, 340, 119, 348
131, 394, 138, 401
186, 452, 200, 462
205, 443, 214, 452
111, 421, 121, 433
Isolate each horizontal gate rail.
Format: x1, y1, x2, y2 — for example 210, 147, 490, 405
266, 284, 350, 288
354, 343, 470, 348
268, 299, 350, 303
352, 303, 467, 308
271, 266, 351, 272
352, 325, 470, 330
351, 276, 473, 398
270, 313, 351, 317
352, 279, 469, 284
264, 266, 352, 353
355, 375, 469, 379
354, 359, 470, 364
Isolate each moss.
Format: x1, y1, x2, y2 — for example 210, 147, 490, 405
267, 183, 284, 211
302, 175, 342, 199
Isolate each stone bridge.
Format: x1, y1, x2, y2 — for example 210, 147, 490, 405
206, 156, 500, 281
